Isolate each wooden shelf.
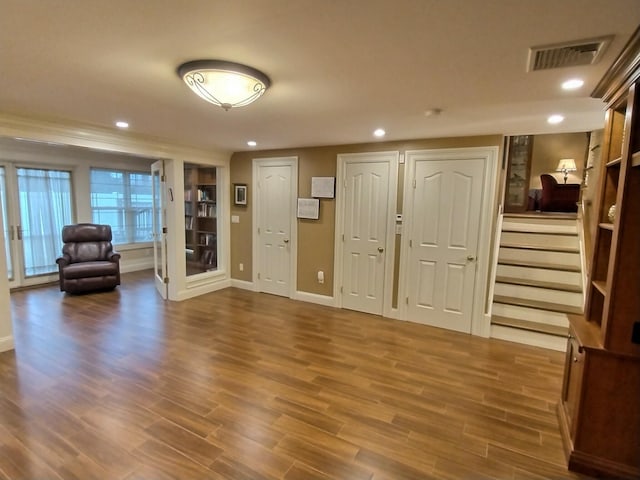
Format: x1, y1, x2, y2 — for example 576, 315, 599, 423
567, 314, 603, 350
606, 156, 622, 167
632, 151, 640, 167
598, 222, 614, 231
592, 280, 607, 296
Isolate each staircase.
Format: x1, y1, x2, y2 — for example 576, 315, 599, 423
490, 214, 584, 351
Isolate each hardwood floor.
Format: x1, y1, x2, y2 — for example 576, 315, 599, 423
2, 270, 587, 479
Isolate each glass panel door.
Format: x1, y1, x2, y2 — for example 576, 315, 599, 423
151, 160, 168, 299
16, 167, 74, 279
0, 166, 13, 282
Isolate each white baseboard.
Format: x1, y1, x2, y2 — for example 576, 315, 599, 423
293, 290, 335, 307
120, 258, 154, 273
490, 324, 567, 352
174, 279, 232, 301
230, 279, 256, 291
0, 335, 15, 353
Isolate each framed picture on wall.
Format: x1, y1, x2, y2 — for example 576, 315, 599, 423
234, 184, 247, 205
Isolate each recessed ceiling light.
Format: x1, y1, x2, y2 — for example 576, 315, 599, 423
247, 140, 257, 147
562, 78, 584, 90
115, 121, 129, 129
547, 114, 564, 125
373, 128, 386, 137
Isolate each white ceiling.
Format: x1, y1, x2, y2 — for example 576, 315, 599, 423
1, 0, 639, 154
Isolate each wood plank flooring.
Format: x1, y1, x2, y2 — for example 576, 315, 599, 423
2, 271, 588, 479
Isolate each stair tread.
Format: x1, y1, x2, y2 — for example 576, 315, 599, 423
495, 276, 582, 293
503, 213, 577, 220
493, 295, 583, 315
502, 227, 578, 236
491, 315, 569, 336
499, 243, 579, 253
497, 258, 581, 272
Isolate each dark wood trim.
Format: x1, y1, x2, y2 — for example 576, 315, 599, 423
592, 25, 640, 103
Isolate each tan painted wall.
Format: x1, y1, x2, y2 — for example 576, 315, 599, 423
230, 135, 502, 296
529, 132, 589, 189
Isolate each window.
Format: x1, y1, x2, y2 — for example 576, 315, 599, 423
90, 168, 153, 244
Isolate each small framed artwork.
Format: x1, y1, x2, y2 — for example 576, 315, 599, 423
311, 176, 336, 198
297, 198, 320, 219
234, 184, 247, 205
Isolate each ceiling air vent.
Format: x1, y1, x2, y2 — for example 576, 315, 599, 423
527, 36, 612, 71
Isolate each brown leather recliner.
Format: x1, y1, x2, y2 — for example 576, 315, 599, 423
539, 174, 580, 212
56, 223, 121, 293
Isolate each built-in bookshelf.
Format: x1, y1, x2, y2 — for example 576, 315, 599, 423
184, 164, 217, 275
557, 27, 640, 480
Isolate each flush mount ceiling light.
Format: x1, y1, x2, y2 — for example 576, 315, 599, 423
177, 60, 271, 111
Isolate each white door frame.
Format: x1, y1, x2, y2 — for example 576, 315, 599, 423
151, 159, 168, 299
252, 157, 298, 297
334, 151, 398, 317
399, 147, 499, 336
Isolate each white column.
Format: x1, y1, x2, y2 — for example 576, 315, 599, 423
0, 206, 14, 352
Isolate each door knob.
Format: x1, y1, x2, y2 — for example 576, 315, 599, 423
378, 247, 384, 253
466, 255, 476, 261
284, 239, 289, 243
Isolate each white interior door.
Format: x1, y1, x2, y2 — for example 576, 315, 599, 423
151, 160, 168, 299
405, 155, 484, 333
338, 154, 396, 315
254, 158, 297, 297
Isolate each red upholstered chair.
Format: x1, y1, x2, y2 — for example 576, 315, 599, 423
539, 174, 580, 212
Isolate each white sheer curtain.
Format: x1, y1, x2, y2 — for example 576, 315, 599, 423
17, 168, 73, 277
0, 167, 12, 279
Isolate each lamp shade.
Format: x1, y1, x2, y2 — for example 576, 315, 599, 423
556, 158, 577, 172
177, 60, 271, 111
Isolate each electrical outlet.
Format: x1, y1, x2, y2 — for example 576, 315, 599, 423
239, 263, 244, 272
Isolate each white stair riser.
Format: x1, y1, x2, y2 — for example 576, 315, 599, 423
499, 248, 581, 269
496, 264, 582, 288
494, 283, 583, 307
502, 221, 578, 234
491, 325, 568, 352
501, 231, 579, 250
492, 302, 570, 328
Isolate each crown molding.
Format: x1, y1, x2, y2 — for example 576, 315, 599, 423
0, 112, 230, 165
592, 25, 640, 105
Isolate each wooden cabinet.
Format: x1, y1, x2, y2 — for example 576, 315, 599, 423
184, 164, 217, 275
558, 28, 640, 479
504, 135, 533, 213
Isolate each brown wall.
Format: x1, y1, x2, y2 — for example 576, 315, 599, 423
529, 132, 589, 189
230, 135, 502, 296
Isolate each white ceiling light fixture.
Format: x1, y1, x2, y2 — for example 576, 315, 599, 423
115, 121, 129, 129
562, 78, 585, 90
247, 140, 257, 147
373, 128, 386, 137
177, 60, 271, 111
547, 114, 565, 124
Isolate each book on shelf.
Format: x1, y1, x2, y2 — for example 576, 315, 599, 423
185, 215, 194, 229
198, 233, 216, 246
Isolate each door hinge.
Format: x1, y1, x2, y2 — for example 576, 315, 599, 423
257, 273, 261, 280
161, 175, 166, 182
412, 179, 416, 188
162, 227, 167, 234
342, 234, 345, 242
163, 277, 169, 284
406, 297, 409, 305
340, 286, 343, 294
257, 227, 260, 234
409, 239, 412, 247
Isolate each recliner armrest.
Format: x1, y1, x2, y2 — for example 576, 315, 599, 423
56, 254, 72, 267
108, 251, 121, 262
